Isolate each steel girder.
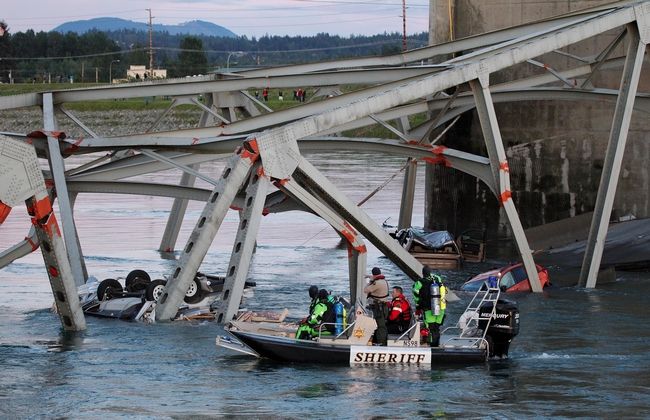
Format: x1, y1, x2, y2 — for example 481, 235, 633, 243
1, 0, 648, 314
42, 93, 88, 286
0, 136, 86, 330
579, 22, 647, 288
213, 162, 270, 323
155, 143, 259, 321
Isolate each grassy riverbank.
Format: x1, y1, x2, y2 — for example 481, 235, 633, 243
0, 83, 422, 139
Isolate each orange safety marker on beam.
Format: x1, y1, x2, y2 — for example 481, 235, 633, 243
240, 139, 260, 162
0, 202, 11, 224
499, 161, 510, 172
27, 197, 53, 220
499, 190, 512, 204
65, 137, 85, 154
27, 130, 67, 140
25, 236, 39, 251
420, 156, 451, 167
431, 145, 447, 155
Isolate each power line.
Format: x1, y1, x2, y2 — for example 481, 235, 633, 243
288, 0, 428, 7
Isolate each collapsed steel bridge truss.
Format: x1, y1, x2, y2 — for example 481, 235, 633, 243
0, 0, 648, 330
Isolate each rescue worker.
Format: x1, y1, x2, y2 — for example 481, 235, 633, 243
295, 289, 336, 340
413, 265, 448, 347
363, 267, 389, 345
307, 285, 319, 315
386, 286, 412, 334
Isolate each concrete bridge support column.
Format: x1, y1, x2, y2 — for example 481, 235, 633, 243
470, 76, 542, 292
579, 23, 646, 289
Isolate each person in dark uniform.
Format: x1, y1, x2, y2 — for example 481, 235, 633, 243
363, 267, 389, 345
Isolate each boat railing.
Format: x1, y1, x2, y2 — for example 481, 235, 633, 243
317, 321, 356, 341
441, 279, 501, 353
394, 318, 419, 341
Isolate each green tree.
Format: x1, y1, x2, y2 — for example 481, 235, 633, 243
176, 36, 207, 77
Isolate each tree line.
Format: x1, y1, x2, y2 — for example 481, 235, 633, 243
0, 27, 429, 83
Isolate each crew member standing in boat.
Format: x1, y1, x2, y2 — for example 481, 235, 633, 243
364, 267, 389, 346
386, 286, 412, 334
413, 266, 448, 347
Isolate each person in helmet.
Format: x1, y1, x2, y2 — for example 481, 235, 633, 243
295, 289, 336, 340
308, 285, 319, 313
413, 265, 448, 347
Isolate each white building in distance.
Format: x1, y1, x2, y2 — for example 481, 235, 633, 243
126, 65, 167, 80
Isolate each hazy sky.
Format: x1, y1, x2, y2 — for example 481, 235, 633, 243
2, 0, 430, 37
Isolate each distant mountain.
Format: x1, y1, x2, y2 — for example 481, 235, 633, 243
53, 17, 236, 38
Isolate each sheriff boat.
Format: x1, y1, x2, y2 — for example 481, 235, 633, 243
216, 281, 519, 366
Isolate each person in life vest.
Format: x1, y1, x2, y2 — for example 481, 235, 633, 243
363, 267, 389, 345
298, 285, 319, 324
413, 265, 448, 347
295, 289, 336, 340
386, 286, 412, 334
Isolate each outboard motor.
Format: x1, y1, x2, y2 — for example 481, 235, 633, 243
478, 299, 520, 358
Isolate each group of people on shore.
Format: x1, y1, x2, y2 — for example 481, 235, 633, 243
295, 265, 448, 347
255, 88, 307, 102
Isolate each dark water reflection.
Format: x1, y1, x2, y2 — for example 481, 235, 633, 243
1, 152, 650, 417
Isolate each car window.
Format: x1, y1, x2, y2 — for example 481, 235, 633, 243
461, 280, 484, 292
511, 266, 528, 284
500, 272, 516, 289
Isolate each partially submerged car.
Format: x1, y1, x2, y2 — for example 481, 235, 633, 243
461, 262, 550, 293
79, 269, 255, 321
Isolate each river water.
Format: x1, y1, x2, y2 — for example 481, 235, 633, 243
1, 151, 649, 418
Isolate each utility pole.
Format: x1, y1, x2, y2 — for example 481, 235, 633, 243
402, 0, 407, 51
81, 62, 85, 83
146, 8, 154, 79
95, 67, 99, 83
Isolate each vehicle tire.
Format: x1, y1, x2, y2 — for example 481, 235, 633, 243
126, 277, 150, 293
125, 269, 151, 289
145, 279, 167, 302
97, 278, 123, 301
184, 277, 204, 304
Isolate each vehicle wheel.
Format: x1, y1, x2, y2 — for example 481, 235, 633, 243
125, 269, 151, 289
97, 278, 123, 301
145, 279, 167, 302
184, 278, 204, 304
127, 277, 150, 293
